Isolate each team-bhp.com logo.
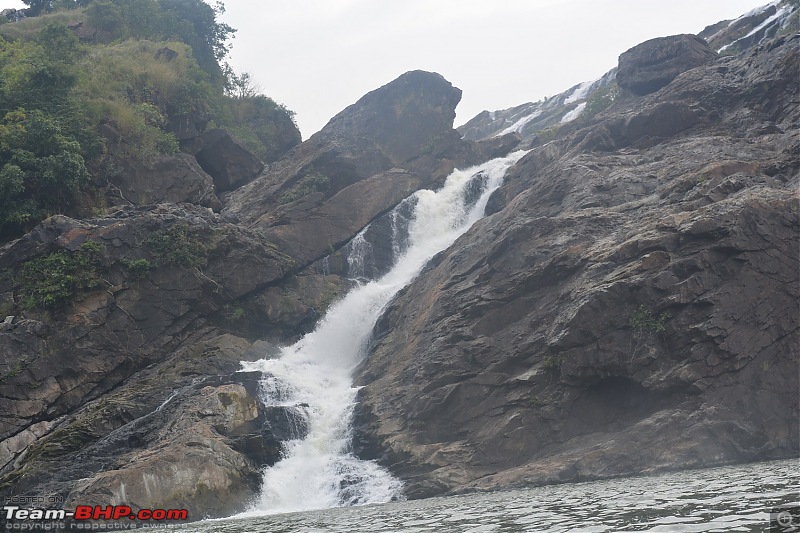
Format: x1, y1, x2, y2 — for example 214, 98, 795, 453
4, 505, 188, 529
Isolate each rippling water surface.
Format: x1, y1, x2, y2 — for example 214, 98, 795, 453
186, 459, 798, 532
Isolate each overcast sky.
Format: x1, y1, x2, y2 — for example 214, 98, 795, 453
4, 0, 770, 137
219, 0, 767, 138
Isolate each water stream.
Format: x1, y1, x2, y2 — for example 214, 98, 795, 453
238, 151, 528, 516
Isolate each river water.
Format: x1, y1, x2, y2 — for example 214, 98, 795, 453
187, 458, 797, 532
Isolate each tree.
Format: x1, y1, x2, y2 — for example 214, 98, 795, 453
20, 0, 52, 16
224, 69, 261, 99
157, 0, 235, 78
0, 109, 90, 240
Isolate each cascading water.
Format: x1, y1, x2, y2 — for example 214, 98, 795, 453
238, 150, 527, 517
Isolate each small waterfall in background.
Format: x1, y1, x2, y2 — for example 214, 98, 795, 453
238, 150, 527, 516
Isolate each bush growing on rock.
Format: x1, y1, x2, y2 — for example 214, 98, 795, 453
15, 240, 104, 309
629, 305, 671, 360
144, 223, 207, 268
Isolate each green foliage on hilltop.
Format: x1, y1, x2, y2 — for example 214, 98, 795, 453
74, 39, 208, 159
15, 0, 234, 79
0, 1, 299, 243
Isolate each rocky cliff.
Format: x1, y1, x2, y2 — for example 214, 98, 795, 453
0, 69, 515, 519
0, 3, 797, 520
353, 28, 799, 496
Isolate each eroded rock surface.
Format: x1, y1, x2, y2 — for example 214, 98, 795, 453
354, 32, 799, 497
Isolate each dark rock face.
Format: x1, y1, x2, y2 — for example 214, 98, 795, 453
224, 70, 503, 268
95, 152, 221, 209
4, 334, 302, 520
324, 69, 461, 164
0, 205, 299, 516
353, 33, 799, 497
617, 34, 717, 95
191, 129, 265, 192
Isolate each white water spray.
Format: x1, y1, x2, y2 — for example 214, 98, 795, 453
238, 150, 527, 516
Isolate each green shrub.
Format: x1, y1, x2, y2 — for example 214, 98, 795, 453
630, 305, 670, 334
120, 257, 152, 279
529, 395, 546, 408
15, 240, 104, 309
629, 305, 671, 361
0, 361, 27, 384
223, 304, 246, 322
534, 125, 560, 144
144, 223, 206, 268
0, 109, 92, 240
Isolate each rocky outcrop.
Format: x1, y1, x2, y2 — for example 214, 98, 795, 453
94, 151, 221, 209
617, 34, 717, 96
0, 204, 303, 516
188, 129, 265, 192
701, 2, 797, 54
223, 70, 510, 268
4, 333, 305, 520
353, 32, 799, 497
458, 69, 618, 142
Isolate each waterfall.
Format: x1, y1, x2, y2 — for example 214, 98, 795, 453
238, 150, 527, 516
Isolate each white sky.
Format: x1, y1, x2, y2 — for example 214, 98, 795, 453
219, 0, 767, 138
3, 0, 769, 138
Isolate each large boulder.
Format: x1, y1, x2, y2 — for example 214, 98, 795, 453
617, 34, 717, 95
322, 69, 461, 164
190, 129, 265, 193
95, 150, 221, 209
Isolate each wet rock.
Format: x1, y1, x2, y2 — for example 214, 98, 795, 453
0, 335, 308, 519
